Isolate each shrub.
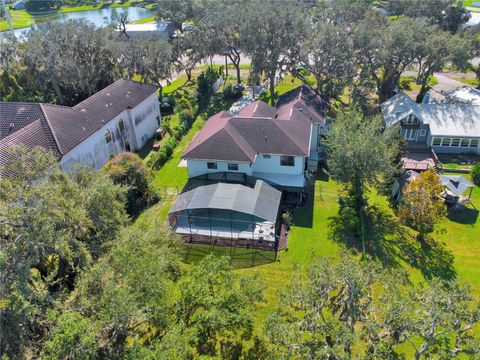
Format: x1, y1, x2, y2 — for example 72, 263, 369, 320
150, 138, 179, 169
102, 152, 159, 215
159, 96, 175, 114
472, 162, 480, 187
196, 67, 220, 104
223, 84, 244, 100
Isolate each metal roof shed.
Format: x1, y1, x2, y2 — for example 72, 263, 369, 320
440, 174, 474, 197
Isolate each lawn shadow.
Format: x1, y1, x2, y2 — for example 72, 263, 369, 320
447, 207, 479, 225
328, 205, 456, 280
293, 169, 328, 229
181, 244, 277, 270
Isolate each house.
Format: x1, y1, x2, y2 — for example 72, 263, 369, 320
182, 85, 328, 190
122, 22, 175, 38
0, 79, 160, 172
381, 89, 480, 154
168, 179, 284, 250
12, 0, 25, 10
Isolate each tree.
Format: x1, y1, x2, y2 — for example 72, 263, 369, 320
197, 0, 248, 84
414, 26, 462, 103
299, 20, 355, 99
155, 0, 211, 31
456, 25, 480, 89
472, 162, 480, 187
385, 0, 470, 34
42, 310, 99, 360
265, 254, 380, 359
0, 147, 127, 357
118, 37, 173, 98
174, 255, 261, 357
398, 168, 446, 241
68, 227, 182, 358
354, 16, 429, 103
325, 109, 401, 252
382, 279, 480, 359
102, 152, 158, 215
243, 0, 308, 103
21, 19, 121, 105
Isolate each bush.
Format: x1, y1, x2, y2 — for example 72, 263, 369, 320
150, 138, 179, 169
223, 84, 244, 100
102, 152, 159, 215
472, 162, 480, 187
159, 96, 175, 114
196, 67, 220, 104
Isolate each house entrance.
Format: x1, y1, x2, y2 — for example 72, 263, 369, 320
404, 128, 417, 141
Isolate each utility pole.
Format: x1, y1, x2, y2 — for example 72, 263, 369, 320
1, 0, 14, 35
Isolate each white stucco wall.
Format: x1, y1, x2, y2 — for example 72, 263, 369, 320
250, 155, 304, 175
186, 154, 306, 187
60, 94, 161, 171
129, 93, 161, 149
187, 159, 252, 178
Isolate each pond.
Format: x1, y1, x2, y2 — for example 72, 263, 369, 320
3, 6, 155, 39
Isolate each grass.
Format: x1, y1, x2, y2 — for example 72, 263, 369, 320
453, 76, 479, 88
132, 73, 480, 354
399, 75, 438, 92
130, 15, 155, 24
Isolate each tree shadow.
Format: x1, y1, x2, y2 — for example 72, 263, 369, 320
328, 205, 456, 280
446, 207, 479, 225
292, 170, 327, 228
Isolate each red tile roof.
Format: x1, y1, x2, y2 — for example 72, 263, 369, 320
183, 86, 327, 162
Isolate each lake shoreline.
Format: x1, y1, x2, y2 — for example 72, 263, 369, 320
0, 1, 154, 32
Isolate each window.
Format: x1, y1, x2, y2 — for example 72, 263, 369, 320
419, 129, 426, 137
461, 139, 470, 147
441, 138, 451, 147
228, 163, 238, 171
156, 116, 161, 126
432, 137, 441, 146
207, 162, 217, 169
451, 138, 460, 147
470, 139, 479, 148
105, 130, 112, 143
118, 120, 125, 132
280, 155, 295, 167
263, 154, 271, 159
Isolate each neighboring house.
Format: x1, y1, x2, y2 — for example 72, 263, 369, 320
381, 89, 480, 154
122, 22, 175, 38
12, 0, 25, 10
182, 86, 328, 189
0, 79, 160, 172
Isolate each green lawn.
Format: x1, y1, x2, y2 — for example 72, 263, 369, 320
132, 75, 480, 355
454, 76, 479, 88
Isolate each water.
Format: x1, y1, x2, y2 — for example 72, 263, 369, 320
2, 6, 155, 39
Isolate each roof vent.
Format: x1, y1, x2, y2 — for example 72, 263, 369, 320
82, 126, 86, 131
80, 108, 86, 112
101, 119, 105, 123
106, 92, 111, 96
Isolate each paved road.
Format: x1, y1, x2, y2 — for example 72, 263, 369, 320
403, 70, 466, 102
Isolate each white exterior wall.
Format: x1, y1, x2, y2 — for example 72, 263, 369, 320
60, 93, 160, 171
186, 154, 305, 187
187, 159, 252, 178
129, 93, 161, 149
250, 155, 304, 175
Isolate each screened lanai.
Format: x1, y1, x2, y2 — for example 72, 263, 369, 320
168, 180, 282, 248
